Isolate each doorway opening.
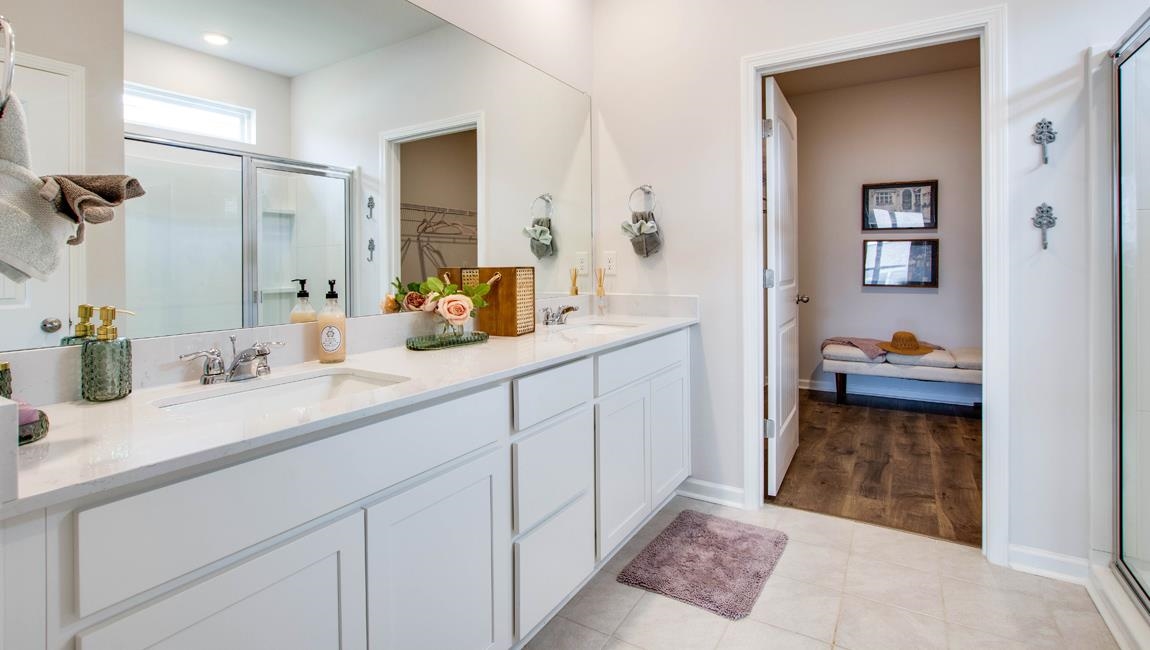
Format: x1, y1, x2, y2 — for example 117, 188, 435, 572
759, 40, 985, 547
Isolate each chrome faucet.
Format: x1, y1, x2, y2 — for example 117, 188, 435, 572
541, 305, 579, 325
179, 336, 285, 384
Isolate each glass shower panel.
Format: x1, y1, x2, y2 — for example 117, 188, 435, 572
255, 167, 349, 326
124, 140, 244, 338
1120, 32, 1150, 603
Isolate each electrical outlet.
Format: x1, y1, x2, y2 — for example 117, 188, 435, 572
604, 250, 618, 275
575, 252, 589, 275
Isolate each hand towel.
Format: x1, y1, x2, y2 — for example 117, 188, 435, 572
0, 159, 73, 282
526, 216, 556, 259
0, 92, 30, 169
626, 211, 662, 258
39, 174, 146, 245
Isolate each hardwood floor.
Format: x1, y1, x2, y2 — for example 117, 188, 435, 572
768, 390, 982, 546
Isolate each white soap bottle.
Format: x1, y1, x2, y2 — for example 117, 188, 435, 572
317, 280, 347, 363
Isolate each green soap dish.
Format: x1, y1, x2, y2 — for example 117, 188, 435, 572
18, 410, 48, 446
406, 332, 490, 351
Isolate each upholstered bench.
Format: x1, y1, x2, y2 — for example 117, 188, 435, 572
821, 344, 982, 404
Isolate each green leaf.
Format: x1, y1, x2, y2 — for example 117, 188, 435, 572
443, 284, 458, 296
426, 277, 446, 293
472, 297, 487, 308
474, 283, 491, 297
407, 282, 421, 292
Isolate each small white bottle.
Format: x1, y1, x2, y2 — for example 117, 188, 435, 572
317, 280, 347, 363
289, 279, 317, 323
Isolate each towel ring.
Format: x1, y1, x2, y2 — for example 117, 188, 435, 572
627, 185, 657, 212
0, 17, 14, 112
530, 193, 554, 220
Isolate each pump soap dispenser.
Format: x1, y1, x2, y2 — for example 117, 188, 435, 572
81, 306, 134, 402
60, 304, 96, 346
290, 278, 317, 323
317, 280, 347, 363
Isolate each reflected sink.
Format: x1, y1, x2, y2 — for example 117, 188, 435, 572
554, 321, 641, 335
154, 368, 408, 420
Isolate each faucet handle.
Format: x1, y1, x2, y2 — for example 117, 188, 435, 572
179, 348, 225, 381
252, 341, 286, 355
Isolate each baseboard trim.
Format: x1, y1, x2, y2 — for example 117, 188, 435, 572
1087, 564, 1150, 650
1008, 544, 1089, 584
799, 378, 979, 406
676, 477, 745, 509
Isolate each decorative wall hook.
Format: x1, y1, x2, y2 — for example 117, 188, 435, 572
366, 195, 375, 220
1032, 119, 1057, 164
366, 237, 376, 262
1032, 203, 1056, 250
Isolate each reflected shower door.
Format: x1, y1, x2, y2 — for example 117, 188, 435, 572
254, 165, 351, 326
124, 140, 244, 338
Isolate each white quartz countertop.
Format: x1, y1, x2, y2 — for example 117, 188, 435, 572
6, 315, 695, 517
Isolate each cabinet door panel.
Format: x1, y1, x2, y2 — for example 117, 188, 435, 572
77, 513, 366, 650
366, 451, 511, 650
651, 365, 689, 505
596, 383, 650, 557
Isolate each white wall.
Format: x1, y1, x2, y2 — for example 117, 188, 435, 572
793, 67, 982, 405
591, 0, 1146, 565
291, 24, 591, 310
408, 0, 592, 93
123, 33, 292, 157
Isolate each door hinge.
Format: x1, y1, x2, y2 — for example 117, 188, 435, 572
763, 269, 775, 289
763, 419, 775, 439
762, 118, 774, 138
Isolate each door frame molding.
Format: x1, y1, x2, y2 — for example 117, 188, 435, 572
378, 112, 485, 286
737, 5, 1009, 565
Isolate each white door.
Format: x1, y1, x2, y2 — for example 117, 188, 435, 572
76, 512, 368, 650
764, 77, 800, 497
0, 61, 80, 349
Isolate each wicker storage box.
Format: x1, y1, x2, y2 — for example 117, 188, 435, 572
440, 266, 535, 336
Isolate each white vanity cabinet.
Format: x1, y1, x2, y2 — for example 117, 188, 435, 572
76, 512, 367, 650
595, 330, 691, 559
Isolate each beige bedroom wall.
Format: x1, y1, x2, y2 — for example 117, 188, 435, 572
400, 130, 479, 212
791, 66, 982, 403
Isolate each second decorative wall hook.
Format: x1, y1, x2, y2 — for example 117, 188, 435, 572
366, 195, 375, 220
1032, 119, 1057, 165
1032, 203, 1056, 250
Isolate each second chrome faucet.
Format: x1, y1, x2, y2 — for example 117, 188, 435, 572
179, 335, 285, 384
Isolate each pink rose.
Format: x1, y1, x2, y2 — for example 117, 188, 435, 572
437, 294, 474, 326
422, 292, 441, 312
401, 291, 426, 312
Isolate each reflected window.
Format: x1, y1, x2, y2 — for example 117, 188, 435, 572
124, 83, 255, 144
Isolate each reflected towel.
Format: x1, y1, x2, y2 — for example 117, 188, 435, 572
39, 175, 145, 245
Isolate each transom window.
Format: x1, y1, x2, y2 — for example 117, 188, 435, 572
123, 83, 255, 144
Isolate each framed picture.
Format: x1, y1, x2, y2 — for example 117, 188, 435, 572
862, 239, 939, 288
862, 180, 938, 230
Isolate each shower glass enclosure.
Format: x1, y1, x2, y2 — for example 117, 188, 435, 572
124, 136, 352, 338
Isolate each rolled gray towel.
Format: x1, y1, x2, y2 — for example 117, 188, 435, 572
527, 216, 556, 259
628, 211, 662, 258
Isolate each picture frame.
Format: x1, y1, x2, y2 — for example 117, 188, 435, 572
862, 180, 938, 230
862, 238, 939, 288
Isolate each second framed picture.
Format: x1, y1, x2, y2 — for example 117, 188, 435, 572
862, 180, 938, 230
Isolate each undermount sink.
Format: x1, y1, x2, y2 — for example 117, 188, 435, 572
153, 368, 409, 419
554, 321, 641, 335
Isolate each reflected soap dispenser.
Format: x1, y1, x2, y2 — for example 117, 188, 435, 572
317, 280, 347, 363
289, 279, 317, 323
60, 304, 96, 346
81, 306, 134, 402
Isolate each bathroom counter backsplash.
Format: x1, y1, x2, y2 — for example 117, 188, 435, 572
5, 307, 697, 517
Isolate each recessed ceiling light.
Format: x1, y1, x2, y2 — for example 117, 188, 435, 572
202, 32, 230, 46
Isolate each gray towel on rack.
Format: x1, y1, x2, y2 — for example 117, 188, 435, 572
528, 216, 556, 259
628, 211, 662, 258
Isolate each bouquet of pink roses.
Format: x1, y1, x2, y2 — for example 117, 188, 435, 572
384, 274, 491, 336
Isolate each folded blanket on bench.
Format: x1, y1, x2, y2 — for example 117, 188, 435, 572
820, 336, 941, 360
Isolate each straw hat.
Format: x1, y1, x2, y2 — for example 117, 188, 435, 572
877, 331, 933, 356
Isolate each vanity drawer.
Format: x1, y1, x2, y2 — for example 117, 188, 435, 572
75, 383, 510, 618
514, 492, 595, 638
597, 330, 688, 396
513, 407, 593, 533
513, 358, 593, 430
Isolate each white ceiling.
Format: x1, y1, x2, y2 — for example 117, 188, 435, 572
124, 0, 446, 77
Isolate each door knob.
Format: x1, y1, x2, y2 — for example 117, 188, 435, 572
40, 317, 62, 333
795, 295, 810, 304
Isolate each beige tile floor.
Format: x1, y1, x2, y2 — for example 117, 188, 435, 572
526, 496, 1118, 650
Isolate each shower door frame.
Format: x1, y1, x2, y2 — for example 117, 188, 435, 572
1112, 6, 1150, 621
125, 134, 356, 328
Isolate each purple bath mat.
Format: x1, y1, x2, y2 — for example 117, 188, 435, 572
616, 509, 788, 620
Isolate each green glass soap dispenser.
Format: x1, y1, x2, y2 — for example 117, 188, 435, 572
81, 306, 134, 402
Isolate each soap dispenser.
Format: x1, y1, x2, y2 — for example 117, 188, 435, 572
81, 306, 134, 402
289, 278, 317, 323
60, 303, 96, 346
317, 280, 347, 363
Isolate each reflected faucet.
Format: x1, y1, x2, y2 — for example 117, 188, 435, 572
541, 305, 579, 326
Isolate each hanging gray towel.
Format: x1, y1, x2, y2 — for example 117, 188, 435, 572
625, 211, 662, 258
525, 216, 556, 259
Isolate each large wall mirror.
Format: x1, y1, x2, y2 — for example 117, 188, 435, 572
0, 0, 591, 351
1116, 9, 1150, 615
